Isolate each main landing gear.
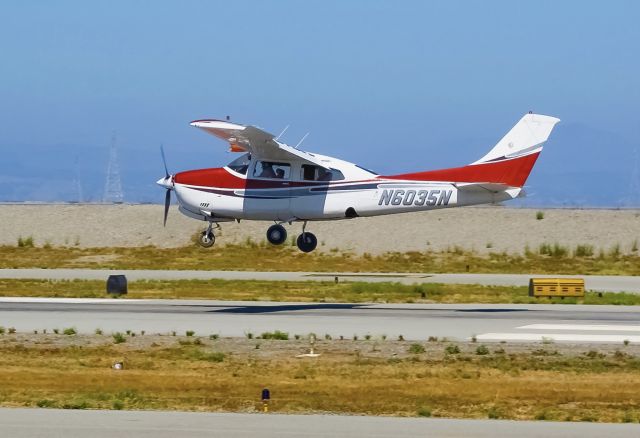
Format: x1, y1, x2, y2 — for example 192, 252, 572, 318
266, 221, 318, 252
198, 221, 318, 252
296, 231, 317, 253
266, 224, 287, 245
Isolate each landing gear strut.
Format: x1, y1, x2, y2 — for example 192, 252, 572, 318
296, 221, 317, 253
266, 224, 287, 245
198, 222, 216, 248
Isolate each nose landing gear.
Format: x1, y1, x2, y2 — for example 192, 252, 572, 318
198, 222, 218, 248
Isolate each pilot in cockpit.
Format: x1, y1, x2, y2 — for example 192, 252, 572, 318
259, 162, 276, 178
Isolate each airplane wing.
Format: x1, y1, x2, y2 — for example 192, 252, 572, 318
190, 119, 331, 169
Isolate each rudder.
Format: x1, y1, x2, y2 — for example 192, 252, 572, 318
472, 113, 560, 165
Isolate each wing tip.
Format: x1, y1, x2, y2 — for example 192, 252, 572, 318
190, 119, 246, 130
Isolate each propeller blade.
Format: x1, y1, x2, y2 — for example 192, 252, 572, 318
163, 189, 171, 226
160, 144, 169, 179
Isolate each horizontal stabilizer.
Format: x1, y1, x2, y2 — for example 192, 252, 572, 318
455, 182, 511, 193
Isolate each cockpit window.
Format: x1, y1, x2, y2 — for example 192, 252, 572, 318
301, 164, 344, 181
253, 161, 291, 179
227, 153, 251, 175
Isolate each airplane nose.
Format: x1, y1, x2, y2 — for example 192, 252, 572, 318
156, 176, 174, 189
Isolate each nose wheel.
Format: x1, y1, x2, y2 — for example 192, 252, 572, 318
198, 222, 217, 248
266, 224, 287, 245
198, 230, 215, 248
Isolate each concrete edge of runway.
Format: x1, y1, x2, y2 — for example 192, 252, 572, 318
0, 268, 638, 293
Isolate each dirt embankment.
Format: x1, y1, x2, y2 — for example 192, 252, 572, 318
1, 204, 638, 255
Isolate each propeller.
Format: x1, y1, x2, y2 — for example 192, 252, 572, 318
161, 144, 169, 179
163, 187, 171, 226
157, 145, 173, 226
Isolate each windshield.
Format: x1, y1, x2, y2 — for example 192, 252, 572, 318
227, 153, 251, 175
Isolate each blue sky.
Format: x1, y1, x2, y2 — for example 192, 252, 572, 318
1, 1, 639, 205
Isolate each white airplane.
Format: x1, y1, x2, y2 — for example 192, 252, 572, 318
158, 112, 559, 252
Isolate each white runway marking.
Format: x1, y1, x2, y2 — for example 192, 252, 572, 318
518, 324, 640, 332
476, 333, 640, 343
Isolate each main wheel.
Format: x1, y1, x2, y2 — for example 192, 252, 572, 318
198, 230, 215, 248
266, 224, 287, 245
296, 232, 318, 253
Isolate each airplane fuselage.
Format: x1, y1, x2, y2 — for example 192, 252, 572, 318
157, 113, 559, 252
171, 152, 519, 223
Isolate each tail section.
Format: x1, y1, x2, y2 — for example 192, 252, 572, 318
385, 113, 559, 188
472, 113, 560, 165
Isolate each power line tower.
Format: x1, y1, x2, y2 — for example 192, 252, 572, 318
103, 132, 124, 203
74, 155, 83, 203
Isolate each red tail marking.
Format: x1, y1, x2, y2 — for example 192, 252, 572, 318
384, 152, 540, 187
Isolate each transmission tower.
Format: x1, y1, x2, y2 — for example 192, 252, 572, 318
74, 155, 83, 203
103, 132, 124, 203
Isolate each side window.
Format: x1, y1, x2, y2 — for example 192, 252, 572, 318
253, 161, 291, 179
301, 164, 318, 181
301, 164, 344, 181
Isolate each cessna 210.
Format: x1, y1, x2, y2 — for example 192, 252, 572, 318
158, 112, 559, 252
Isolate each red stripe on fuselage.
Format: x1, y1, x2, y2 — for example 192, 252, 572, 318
175, 152, 540, 191
174, 168, 356, 190
175, 168, 246, 189
383, 152, 540, 187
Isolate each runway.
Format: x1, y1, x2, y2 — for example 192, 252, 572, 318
2, 297, 640, 343
1, 268, 639, 292
0, 409, 637, 438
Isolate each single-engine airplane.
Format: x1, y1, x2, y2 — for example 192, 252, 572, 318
158, 112, 559, 252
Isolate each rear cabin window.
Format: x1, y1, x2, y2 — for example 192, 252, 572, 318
301, 165, 344, 182
253, 161, 291, 179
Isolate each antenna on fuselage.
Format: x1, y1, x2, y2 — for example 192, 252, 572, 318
275, 125, 290, 141
295, 132, 309, 149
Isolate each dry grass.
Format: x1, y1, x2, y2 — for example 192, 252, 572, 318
1, 279, 640, 305
0, 334, 639, 422
1, 243, 640, 275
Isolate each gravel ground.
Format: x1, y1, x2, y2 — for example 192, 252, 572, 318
1, 204, 639, 255
4, 332, 638, 360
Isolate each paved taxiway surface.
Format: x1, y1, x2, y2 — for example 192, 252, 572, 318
2, 297, 640, 343
1, 268, 639, 292
1, 409, 638, 438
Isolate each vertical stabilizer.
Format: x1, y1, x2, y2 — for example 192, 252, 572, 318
472, 113, 560, 165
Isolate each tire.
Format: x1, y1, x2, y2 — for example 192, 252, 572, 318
296, 232, 318, 253
266, 224, 287, 245
198, 231, 215, 248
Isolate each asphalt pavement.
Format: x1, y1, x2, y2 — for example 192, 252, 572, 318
2, 297, 640, 343
0, 409, 638, 438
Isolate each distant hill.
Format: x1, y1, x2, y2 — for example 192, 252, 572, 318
1, 122, 638, 207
